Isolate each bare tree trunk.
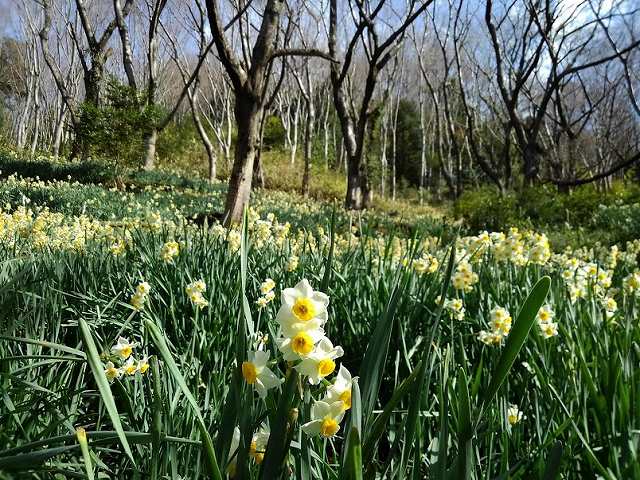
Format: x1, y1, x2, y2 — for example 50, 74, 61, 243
419, 93, 427, 204
224, 95, 262, 224
380, 114, 388, 197
143, 129, 157, 170
345, 153, 370, 209
30, 86, 41, 154
189, 86, 216, 181
391, 96, 399, 201
290, 96, 300, 164
301, 101, 315, 197
52, 106, 66, 158
323, 92, 330, 169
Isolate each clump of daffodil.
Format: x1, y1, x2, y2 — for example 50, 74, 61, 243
624, 271, 640, 294
442, 297, 465, 320
130, 282, 151, 311
275, 279, 329, 361
452, 260, 479, 293
109, 238, 126, 256
111, 336, 138, 359
286, 255, 299, 272
241, 350, 280, 398
537, 305, 558, 339
412, 253, 439, 274
256, 278, 276, 308
160, 240, 180, 263
105, 337, 150, 380
186, 279, 209, 308
478, 306, 512, 346
507, 404, 524, 426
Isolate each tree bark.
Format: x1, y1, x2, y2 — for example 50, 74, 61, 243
224, 93, 262, 224
301, 101, 314, 197
143, 128, 157, 170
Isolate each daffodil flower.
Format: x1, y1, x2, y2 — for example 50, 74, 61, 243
295, 338, 344, 384
122, 356, 138, 375
241, 351, 280, 398
507, 404, 524, 425
138, 356, 150, 374
323, 365, 353, 410
250, 424, 270, 464
160, 241, 180, 263
260, 278, 276, 295
111, 336, 138, 359
228, 427, 240, 477
276, 279, 329, 337
539, 321, 559, 338
276, 329, 326, 361
136, 282, 151, 295
104, 361, 120, 381
302, 401, 345, 438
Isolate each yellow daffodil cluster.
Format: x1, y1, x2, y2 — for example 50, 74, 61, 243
436, 296, 465, 320
537, 305, 559, 338
412, 253, 439, 274
256, 278, 276, 308
286, 255, 299, 272
228, 423, 271, 475
186, 280, 209, 308
623, 271, 640, 295
0, 204, 115, 252
478, 306, 512, 346
130, 282, 151, 311
452, 260, 479, 292
161, 240, 180, 263
103, 336, 149, 381
240, 279, 353, 445
556, 255, 617, 317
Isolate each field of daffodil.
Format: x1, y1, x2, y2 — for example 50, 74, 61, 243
1, 166, 639, 480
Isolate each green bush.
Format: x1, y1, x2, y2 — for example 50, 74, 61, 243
77, 79, 161, 167
0, 152, 114, 184
455, 182, 640, 235
262, 115, 286, 149
454, 187, 524, 231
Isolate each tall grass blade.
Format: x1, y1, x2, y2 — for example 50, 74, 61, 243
78, 318, 134, 463
259, 369, 300, 479
542, 441, 563, 480
482, 276, 551, 408
144, 319, 222, 480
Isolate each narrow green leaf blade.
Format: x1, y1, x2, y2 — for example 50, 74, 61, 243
78, 318, 134, 463
483, 276, 551, 407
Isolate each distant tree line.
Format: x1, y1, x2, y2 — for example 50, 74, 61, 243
0, 0, 638, 223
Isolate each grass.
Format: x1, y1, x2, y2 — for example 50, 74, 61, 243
0, 154, 639, 478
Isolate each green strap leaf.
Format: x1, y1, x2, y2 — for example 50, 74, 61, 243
455, 368, 473, 480
343, 427, 363, 480
482, 276, 551, 408
542, 441, 563, 480
78, 318, 134, 464
259, 369, 300, 479
145, 319, 222, 480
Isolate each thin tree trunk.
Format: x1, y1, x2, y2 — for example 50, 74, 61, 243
301, 101, 314, 197
52, 105, 66, 158
224, 95, 262, 224
143, 129, 158, 170
189, 86, 216, 181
